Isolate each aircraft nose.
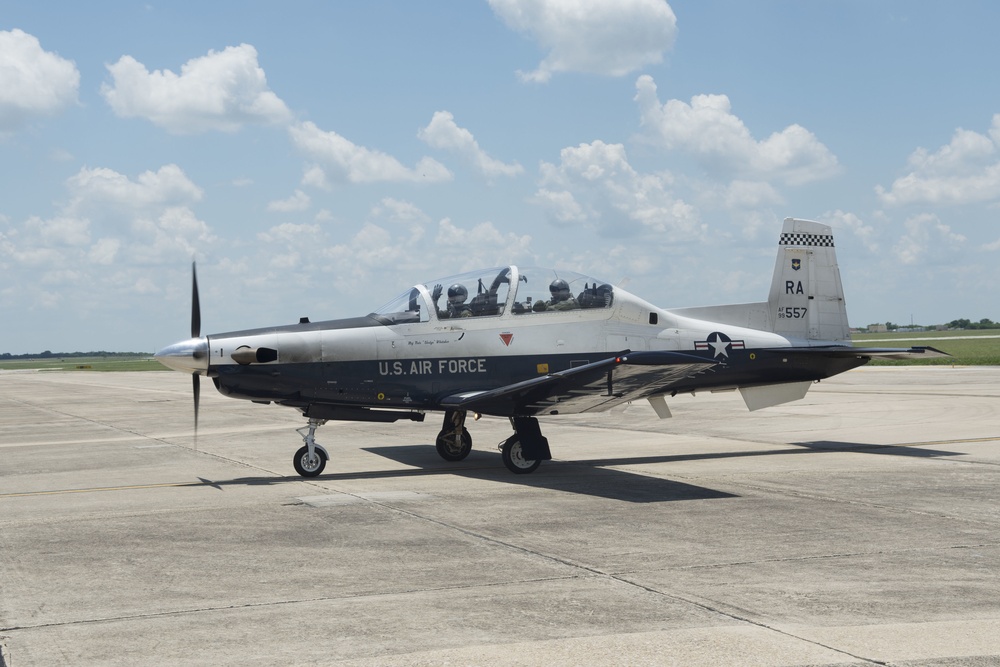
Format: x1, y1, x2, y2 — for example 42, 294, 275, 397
154, 337, 210, 374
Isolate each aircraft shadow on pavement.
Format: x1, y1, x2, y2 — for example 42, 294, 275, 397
186, 439, 958, 502
790, 440, 962, 458
360, 445, 736, 503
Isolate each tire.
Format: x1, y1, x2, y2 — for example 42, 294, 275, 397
436, 429, 472, 461
293, 445, 327, 477
501, 436, 540, 474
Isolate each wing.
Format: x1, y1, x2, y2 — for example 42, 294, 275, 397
440, 351, 717, 417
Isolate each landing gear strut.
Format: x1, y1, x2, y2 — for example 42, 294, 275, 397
435, 410, 472, 461
293, 418, 329, 477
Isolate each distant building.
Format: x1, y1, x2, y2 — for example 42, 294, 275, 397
868, 324, 888, 333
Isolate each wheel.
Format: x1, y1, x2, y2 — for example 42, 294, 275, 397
436, 429, 472, 461
501, 436, 540, 474
293, 445, 327, 477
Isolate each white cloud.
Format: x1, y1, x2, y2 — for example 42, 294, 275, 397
101, 44, 292, 134
529, 188, 587, 224
433, 218, 533, 269
88, 238, 121, 265
876, 115, 1000, 206
719, 180, 783, 210
489, 0, 677, 82
267, 189, 311, 213
370, 198, 431, 224
535, 140, 702, 237
289, 121, 452, 184
300, 165, 331, 191
129, 207, 216, 265
418, 111, 524, 179
635, 75, 840, 186
0, 29, 79, 131
822, 210, 878, 252
24, 215, 91, 247
0, 163, 213, 310
67, 164, 203, 213
893, 213, 966, 265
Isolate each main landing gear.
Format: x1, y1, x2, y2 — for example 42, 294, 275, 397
498, 416, 551, 474
435, 410, 473, 461
435, 411, 551, 474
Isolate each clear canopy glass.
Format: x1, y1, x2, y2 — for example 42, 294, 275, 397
373, 266, 614, 324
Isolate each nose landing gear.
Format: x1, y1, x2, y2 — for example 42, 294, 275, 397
293, 418, 329, 477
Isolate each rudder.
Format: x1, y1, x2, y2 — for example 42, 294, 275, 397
766, 218, 850, 342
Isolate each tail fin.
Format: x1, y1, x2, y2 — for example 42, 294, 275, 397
767, 218, 849, 342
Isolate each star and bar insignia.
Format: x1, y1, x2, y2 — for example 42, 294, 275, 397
695, 331, 745, 359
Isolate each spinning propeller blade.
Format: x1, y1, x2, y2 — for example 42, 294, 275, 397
153, 261, 210, 442
191, 262, 201, 438
191, 261, 201, 339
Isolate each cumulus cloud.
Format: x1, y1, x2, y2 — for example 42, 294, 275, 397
635, 75, 840, 186
289, 121, 452, 184
418, 111, 523, 179
822, 210, 878, 252
0, 163, 213, 309
489, 0, 677, 82
0, 29, 79, 131
433, 218, 533, 269
267, 189, 311, 213
893, 213, 966, 265
370, 197, 431, 224
66, 164, 203, 213
876, 115, 1000, 206
129, 206, 216, 265
534, 140, 702, 237
101, 44, 292, 134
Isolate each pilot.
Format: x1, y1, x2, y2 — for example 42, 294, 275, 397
432, 283, 472, 318
532, 278, 579, 312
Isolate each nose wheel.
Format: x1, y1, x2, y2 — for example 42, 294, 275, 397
293, 418, 329, 477
293, 445, 327, 477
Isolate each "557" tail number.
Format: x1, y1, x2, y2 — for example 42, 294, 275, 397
778, 307, 808, 319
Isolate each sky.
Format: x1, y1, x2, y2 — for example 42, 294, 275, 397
2, 1, 999, 354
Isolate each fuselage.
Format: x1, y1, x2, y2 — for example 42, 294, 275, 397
161, 265, 863, 417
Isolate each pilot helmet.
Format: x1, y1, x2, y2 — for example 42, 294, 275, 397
549, 278, 571, 301
447, 284, 468, 305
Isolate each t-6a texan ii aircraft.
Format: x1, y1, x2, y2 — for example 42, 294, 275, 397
156, 218, 946, 476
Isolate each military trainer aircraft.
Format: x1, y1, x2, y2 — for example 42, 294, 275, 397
156, 218, 946, 476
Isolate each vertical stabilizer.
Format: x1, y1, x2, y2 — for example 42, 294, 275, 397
767, 218, 850, 342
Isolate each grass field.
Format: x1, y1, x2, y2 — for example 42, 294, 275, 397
2, 330, 997, 372
852, 329, 1000, 366
0, 356, 165, 372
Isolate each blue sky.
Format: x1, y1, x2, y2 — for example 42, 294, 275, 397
2, 1, 998, 354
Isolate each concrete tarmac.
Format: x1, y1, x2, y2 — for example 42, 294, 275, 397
1, 367, 999, 666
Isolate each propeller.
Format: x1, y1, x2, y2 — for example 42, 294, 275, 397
152, 261, 210, 443
191, 261, 201, 437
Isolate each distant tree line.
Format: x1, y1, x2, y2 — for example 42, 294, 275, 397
0, 351, 150, 360
945, 318, 999, 330
878, 318, 998, 331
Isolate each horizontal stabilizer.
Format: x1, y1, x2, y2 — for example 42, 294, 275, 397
850, 346, 951, 360
760, 345, 951, 360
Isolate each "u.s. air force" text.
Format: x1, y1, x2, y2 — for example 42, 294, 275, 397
379, 358, 487, 376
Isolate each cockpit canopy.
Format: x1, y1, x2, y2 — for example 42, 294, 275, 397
373, 266, 615, 325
